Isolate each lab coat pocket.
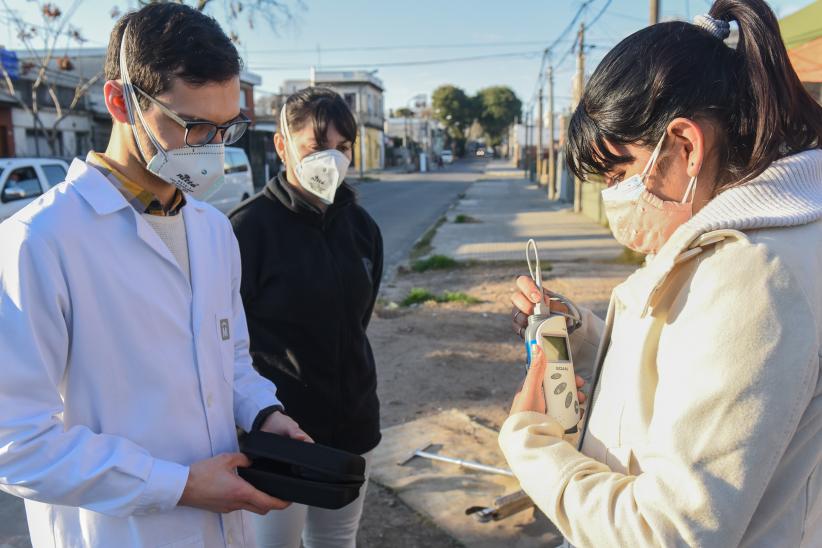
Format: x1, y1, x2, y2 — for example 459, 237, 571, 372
215, 312, 234, 384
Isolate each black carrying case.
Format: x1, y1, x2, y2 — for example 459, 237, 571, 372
238, 431, 366, 510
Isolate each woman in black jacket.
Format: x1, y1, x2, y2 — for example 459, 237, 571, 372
229, 87, 382, 548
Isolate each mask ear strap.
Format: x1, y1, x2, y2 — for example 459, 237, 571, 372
681, 175, 698, 204
119, 25, 165, 164
640, 132, 667, 181
280, 103, 302, 167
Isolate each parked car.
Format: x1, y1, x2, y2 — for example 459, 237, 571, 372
0, 158, 69, 223
440, 150, 454, 165
208, 147, 254, 213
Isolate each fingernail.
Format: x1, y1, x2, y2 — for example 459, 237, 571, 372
530, 292, 542, 303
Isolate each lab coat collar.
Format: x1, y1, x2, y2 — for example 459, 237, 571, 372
69, 159, 132, 216
71, 158, 206, 290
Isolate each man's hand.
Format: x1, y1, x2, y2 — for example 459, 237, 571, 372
178, 453, 290, 515
511, 346, 586, 415
260, 411, 314, 443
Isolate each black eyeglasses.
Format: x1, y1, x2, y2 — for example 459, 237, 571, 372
133, 85, 250, 147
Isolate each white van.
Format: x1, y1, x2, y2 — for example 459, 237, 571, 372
0, 158, 70, 223
208, 147, 254, 213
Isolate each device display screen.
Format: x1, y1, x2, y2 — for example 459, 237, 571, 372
541, 334, 569, 361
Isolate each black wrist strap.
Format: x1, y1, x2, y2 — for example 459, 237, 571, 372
251, 404, 284, 432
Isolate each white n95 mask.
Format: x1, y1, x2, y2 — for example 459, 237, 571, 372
118, 26, 225, 200
280, 103, 350, 205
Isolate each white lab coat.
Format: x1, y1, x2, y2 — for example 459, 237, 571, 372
0, 159, 282, 547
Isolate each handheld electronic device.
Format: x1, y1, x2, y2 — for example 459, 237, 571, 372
523, 239, 581, 433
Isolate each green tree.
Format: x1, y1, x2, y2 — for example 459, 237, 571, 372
476, 86, 522, 147
432, 84, 476, 155
394, 107, 414, 118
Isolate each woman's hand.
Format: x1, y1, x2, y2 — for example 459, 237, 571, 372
260, 411, 314, 443
511, 346, 587, 415
510, 275, 569, 338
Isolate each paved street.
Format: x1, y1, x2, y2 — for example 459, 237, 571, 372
355, 159, 481, 279
430, 159, 622, 263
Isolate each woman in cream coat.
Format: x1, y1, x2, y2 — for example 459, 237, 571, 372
505, 1, 822, 546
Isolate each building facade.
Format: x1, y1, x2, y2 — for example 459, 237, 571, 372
1, 47, 261, 163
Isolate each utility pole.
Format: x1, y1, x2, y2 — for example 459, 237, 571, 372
650, 0, 660, 25
547, 64, 556, 199
358, 85, 365, 180
536, 83, 544, 184
573, 23, 585, 213
523, 110, 530, 174
557, 110, 568, 201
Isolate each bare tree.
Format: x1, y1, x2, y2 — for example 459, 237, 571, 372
0, 1, 104, 157
138, 0, 305, 42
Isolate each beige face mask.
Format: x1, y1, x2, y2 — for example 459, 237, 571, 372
601, 133, 699, 255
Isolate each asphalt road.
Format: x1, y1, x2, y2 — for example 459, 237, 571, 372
355, 158, 483, 280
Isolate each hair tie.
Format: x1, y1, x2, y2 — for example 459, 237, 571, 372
693, 14, 731, 40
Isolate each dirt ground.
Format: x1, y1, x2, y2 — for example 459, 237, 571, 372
357, 260, 636, 547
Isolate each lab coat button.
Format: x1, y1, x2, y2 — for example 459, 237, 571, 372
206, 394, 213, 408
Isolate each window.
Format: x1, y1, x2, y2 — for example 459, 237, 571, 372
74, 132, 90, 158
344, 93, 357, 112
25, 129, 62, 157
2, 166, 41, 202
239, 90, 248, 110
41, 164, 67, 187
224, 149, 249, 174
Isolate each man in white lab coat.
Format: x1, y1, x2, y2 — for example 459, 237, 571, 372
0, 4, 311, 547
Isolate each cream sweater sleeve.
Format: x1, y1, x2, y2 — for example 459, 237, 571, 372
499, 239, 818, 547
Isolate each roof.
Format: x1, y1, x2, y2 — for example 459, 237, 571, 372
240, 70, 262, 86
0, 90, 17, 105
282, 70, 385, 93
780, 0, 822, 48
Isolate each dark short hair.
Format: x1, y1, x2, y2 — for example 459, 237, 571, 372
105, 3, 241, 109
567, 0, 822, 190
281, 87, 358, 147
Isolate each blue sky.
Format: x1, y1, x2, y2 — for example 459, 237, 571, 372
2, 0, 810, 115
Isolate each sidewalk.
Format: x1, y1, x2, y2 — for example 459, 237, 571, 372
429, 160, 622, 263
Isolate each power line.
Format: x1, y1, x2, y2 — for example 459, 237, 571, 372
527, 0, 597, 110
249, 50, 545, 71
556, 0, 613, 70
244, 38, 581, 55
588, 0, 614, 29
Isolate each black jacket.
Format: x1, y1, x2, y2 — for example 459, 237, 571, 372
229, 173, 383, 454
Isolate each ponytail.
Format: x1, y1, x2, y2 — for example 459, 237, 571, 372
710, 0, 822, 184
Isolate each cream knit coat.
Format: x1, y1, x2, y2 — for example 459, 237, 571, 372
499, 149, 822, 547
